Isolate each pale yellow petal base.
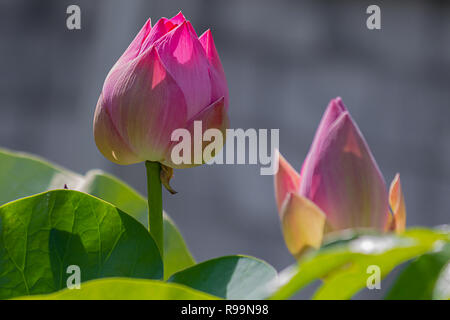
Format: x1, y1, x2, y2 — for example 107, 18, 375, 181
280, 193, 326, 259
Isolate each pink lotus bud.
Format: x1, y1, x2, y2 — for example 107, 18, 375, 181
94, 12, 229, 168
274, 98, 406, 257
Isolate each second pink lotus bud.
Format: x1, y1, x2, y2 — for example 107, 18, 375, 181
275, 98, 406, 257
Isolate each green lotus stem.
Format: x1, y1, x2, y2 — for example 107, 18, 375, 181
145, 161, 164, 264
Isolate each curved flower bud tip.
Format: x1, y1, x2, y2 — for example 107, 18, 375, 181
160, 164, 177, 194
387, 173, 406, 233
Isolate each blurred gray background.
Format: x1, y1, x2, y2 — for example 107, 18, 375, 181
1, 0, 449, 298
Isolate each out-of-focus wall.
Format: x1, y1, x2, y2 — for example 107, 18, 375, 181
1, 0, 449, 298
